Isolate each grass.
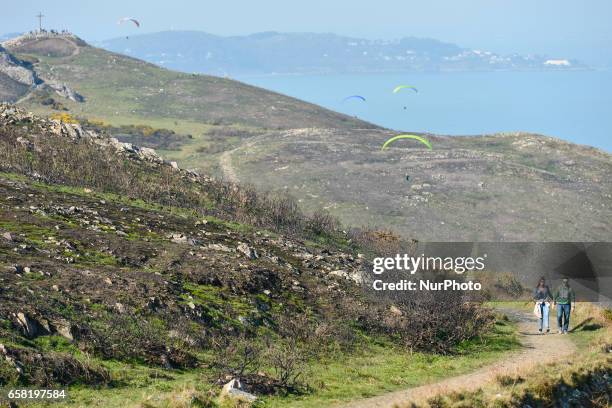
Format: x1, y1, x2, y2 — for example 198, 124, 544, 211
3, 316, 518, 408
413, 302, 612, 408
16, 43, 366, 131
261, 318, 519, 407
0, 171, 247, 233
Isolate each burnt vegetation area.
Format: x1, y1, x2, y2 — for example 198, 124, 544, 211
0, 106, 493, 396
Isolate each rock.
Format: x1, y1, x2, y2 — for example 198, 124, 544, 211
220, 378, 257, 404
46, 80, 85, 102
8, 264, 24, 273
2, 232, 13, 241
0, 47, 40, 86
14, 312, 49, 338
52, 319, 73, 341
389, 305, 403, 316
116, 230, 128, 237
411, 184, 423, 191
208, 243, 232, 252
104, 277, 113, 285
114, 302, 126, 314
329, 269, 363, 284
237, 243, 259, 260
169, 233, 194, 244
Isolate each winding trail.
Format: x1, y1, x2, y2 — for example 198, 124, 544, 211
338, 308, 575, 408
219, 148, 239, 183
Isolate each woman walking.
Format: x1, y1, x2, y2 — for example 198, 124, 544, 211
533, 277, 553, 334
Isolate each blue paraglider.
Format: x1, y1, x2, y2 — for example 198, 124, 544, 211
342, 95, 366, 103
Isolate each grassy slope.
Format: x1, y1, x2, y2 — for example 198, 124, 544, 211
0, 107, 519, 407
227, 129, 612, 241
7, 37, 373, 131
5, 36, 611, 241
25, 321, 517, 408
262, 318, 518, 408
0, 171, 518, 407
6, 36, 375, 175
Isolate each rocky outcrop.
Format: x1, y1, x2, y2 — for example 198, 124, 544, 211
45, 80, 84, 102
0, 38, 85, 103
0, 103, 209, 185
0, 45, 40, 87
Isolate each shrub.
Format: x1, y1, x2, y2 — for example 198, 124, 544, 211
211, 334, 263, 378
357, 273, 494, 354
1, 346, 111, 387
76, 313, 197, 369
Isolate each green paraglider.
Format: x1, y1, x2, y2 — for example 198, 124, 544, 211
393, 85, 418, 94
381, 134, 432, 150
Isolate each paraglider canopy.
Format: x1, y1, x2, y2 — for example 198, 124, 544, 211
342, 95, 366, 102
381, 134, 432, 150
393, 85, 418, 94
118, 17, 140, 27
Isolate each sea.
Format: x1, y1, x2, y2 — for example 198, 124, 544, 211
236, 70, 612, 152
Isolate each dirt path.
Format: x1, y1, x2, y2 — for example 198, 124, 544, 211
338, 308, 575, 408
219, 149, 239, 183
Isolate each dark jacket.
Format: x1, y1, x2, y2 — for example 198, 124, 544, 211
533, 285, 553, 302
554, 284, 575, 305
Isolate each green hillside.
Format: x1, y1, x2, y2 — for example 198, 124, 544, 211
0, 104, 515, 408
5, 35, 374, 130
2, 34, 610, 242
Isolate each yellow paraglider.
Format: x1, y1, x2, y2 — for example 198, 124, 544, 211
393, 85, 418, 94
381, 134, 432, 150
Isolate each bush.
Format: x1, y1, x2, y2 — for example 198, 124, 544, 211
1, 346, 110, 387
211, 334, 263, 378
76, 313, 197, 369
357, 274, 494, 354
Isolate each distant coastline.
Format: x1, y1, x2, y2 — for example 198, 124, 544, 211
98, 30, 588, 77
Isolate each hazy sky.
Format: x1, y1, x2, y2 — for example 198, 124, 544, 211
4, 0, 612, 65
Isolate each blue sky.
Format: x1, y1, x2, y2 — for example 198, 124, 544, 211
4, 0, 612, 65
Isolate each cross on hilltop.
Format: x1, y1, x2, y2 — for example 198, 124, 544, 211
36, 12, 44, 32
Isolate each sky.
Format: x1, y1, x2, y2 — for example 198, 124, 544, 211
3, 0, 612, 65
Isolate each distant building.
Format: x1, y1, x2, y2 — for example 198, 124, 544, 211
544, 59, 571, 66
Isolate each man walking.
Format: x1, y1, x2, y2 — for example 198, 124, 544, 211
554, 278, 575, 334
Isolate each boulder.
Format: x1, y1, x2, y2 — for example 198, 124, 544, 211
46, 81, 85, 102
14, 312, 49, 338
220, 378, 257, 404
237, 243, 259, 260
51, 319, 73, 341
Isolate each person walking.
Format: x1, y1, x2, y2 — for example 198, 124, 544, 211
533, 277, 552, 334
554, 278, 575, 334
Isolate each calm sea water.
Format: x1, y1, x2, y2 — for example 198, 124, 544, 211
237, 70, 612, 152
